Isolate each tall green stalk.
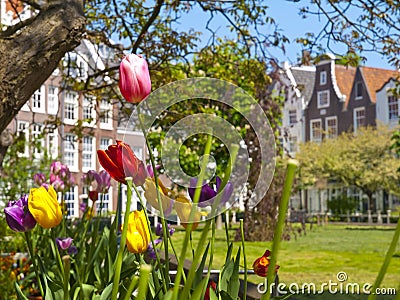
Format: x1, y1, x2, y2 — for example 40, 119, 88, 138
262, 159, 298, 300
111, 177, 133, 299
368, 217, 400, 300
24, 231, 44, 297
240, 219, 247, 300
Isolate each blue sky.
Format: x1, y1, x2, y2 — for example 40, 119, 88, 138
178, 1, 393, 70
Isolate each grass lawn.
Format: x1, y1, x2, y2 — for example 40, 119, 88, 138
167, 223, 400, 297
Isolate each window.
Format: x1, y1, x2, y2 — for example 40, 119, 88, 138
83, 97, 95, 126
64, 186, 78, 217
317, 91, 330, 108
96, 189, 112, 214
47, 130, 58, 159
100, 138, 112, 151
355, 82, 363, 99
325, 117, 338, 139
64, 134, 78, 170
132, 146, 143, 160
288, 136, 298, 153
289, 110, 297, 125
82, 136, 95, 171
99, 100, 113, 129
64, 92, 78, 124
354, 107, 366, 131
48, 86, 58, 115
310, 119, 322, 142
32, 123, 44, 158
320, 71, 327, 85
388, 96, 399, 121
32, 85, 45, 113
17, 121, 29, 157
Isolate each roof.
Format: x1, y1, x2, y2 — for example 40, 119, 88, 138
360, 66, 399, 103
334, 65, 356, 105
290, 67, 316, 104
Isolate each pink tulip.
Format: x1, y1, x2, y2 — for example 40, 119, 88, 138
119, 54, 151, 103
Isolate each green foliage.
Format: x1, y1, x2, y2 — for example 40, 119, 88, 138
327, 195, 359, 216
297, 126, 400, 210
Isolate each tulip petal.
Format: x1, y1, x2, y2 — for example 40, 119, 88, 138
28, 186, 62, 229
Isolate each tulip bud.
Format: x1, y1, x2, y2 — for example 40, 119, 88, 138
252, 250, 280, 277
4, 195, 36, 232
126, 210, 150, 254
28, 185, 62, 229
119, 54, 151, 103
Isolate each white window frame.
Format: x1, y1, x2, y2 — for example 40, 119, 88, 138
354, 107, 366, 132
64, 134, 78, 172
99, 100, 113, 130
32, 85, 45, 113
310, 119, 322, 142
64, 91, 78, 125
76, 54, 88, 81
288, 109, 297, 125
100, 137, 112, 151
325, 116, 338, 139
288, 136, 298, 153
32, 123, 44, 159
96, 187, 113, 214
320, 71, 327, 85
317, 90, 330, 109
64, 186, 79, 218
388, 95, 399, 121
82, 135, 96, 172
48, 86, 59, 115
47, 129, 58, 160
83, 96, 96, 127
17, 121, 29, 157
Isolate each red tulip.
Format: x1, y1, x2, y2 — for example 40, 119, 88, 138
97, 140, 147, 186
119, 54, 151, 103
252, 250, 280, 277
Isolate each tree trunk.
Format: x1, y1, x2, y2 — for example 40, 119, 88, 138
0, 0, 86, 135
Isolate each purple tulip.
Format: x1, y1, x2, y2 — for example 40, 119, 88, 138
119, 54, 151, 103
188, 176, 233, 208
155, 223, 175, 237
79, 202, 87, 212
4, 195, 36, 232
56, 237, 73, 250
68, 245, 78, 256
33, 173, 46, 186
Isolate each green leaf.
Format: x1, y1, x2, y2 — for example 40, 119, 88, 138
228, 247, 241, 299
100, 282, 113, 300
190, 277, 208, 300
194, 242, 210, 287
14, 282, 28, 300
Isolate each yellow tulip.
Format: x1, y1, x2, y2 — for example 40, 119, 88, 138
143, 178, 172, 213
126, 210, 150, 253
174, 196, 204, 231
28, 185, 62, 229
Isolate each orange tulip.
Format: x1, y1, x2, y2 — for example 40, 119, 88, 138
253, 250, 280, 277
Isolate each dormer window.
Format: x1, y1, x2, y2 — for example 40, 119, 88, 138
355, 81, 363, 99
317, 90, 330, 108
320, 71, 327, 85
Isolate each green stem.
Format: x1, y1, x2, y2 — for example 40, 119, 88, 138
111, 177, 133, 300
179, 220, 212, 300
137, 107, 170, 286
51, 229, 65, 277
240, 219, 247, 300
136, 265, 152, 299
62, 255, 70, 300
123, 275, 139, 300
172, 134, 213, 299
132, 183, 169, 292
368, 216, 400, 300
24, 231, 44, 297
262, 159, 298, 300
